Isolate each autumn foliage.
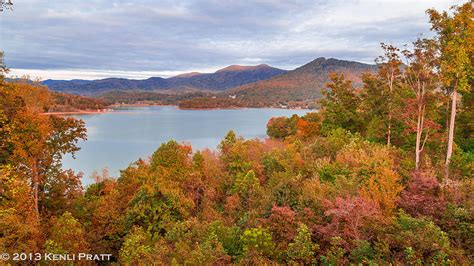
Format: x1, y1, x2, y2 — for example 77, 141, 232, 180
0, 1, 473, 264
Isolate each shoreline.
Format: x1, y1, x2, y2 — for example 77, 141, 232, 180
43, 109, 112, 115
178, 106, 245, 110
111, 103, 175, 108
44, 105, 315, 115
179, 106, 314, 111
117, 103, 313, 111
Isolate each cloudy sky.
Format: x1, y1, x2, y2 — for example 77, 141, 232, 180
0, 0, 464, 80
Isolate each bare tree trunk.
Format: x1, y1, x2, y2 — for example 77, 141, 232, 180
387, 72, 394, 146
445, 87, 457, 179
445, 94, 451, 137
387, 111, 392, 146
415, 105, 423, 171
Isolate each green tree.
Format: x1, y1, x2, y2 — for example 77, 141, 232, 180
45, 212, 89, 254
126, 187, 187, 238
349, 240, 376, 264
233, 170, 259, 196
320, 73, 363, 134
389, 210, 452, 264
219, 130, 237, 150
320, 236, 347, 265
286, 224, 318, 264
359, 73, 390, 142
427, 2, 473, 178
241, 227, 275, 258
150, 140, 191, 176
119, 226, 155, 264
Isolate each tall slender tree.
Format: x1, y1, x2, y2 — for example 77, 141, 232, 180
427, 2, 473, 178
402, 39, 440, 170
376, 43, 402, 146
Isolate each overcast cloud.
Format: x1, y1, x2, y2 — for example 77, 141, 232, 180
0, 0, 464, 80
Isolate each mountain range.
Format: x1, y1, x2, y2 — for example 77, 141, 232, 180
43, 57, 378, 107
43, 64, 286, 95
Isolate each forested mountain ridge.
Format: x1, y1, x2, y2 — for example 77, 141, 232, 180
92, 58, 378, 108
223, 57, 378, 107
177, 57, 377, 109
43, 64, 286, 95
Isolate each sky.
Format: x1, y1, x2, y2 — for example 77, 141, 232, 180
0, 0, 465, 80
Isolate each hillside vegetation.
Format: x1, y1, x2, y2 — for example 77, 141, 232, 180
50, 92, 108, 112
98, 90, 213, 106
4, 79, 107, 113
224, 57, 377, 108
178, 58, 377, 109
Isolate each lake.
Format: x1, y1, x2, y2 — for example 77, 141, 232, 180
63, 106, 310, 184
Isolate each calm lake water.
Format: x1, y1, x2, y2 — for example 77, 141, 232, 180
63, 106, 310, 184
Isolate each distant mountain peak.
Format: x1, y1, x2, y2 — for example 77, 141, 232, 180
292, 57, 375, 73
306, 57, 345, 65
173, 72, 202, 78
312, 57, 327, 62
225, 57, 377, 107
216, 64, 275, 73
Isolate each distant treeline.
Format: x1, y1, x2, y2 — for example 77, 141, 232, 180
4, 79, 108, 112
178, 97, 317, 109
50, 91, 107, 112
178, 97, 246, 109
98, 90, 317, 109
98, 90, 213, 105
